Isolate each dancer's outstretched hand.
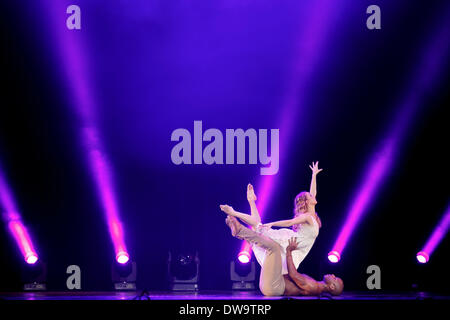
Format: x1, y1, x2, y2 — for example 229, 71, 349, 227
247, 183, 257, 202
287, 237, 299, 252
220, 204, 236, 216
309, 161, 323, 175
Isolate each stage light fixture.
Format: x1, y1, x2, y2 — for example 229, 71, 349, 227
168, 251, 199, 291
237, 251, 250, 264
26, 253, 38, 265
116, 251, 130, 264
21, 260, 47, 291
111, 260, 137, 290
327, 251, 340, 263
230, 258, 256, 290
416, 251, 429, 264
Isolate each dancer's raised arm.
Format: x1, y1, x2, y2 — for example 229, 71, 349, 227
309, 161, 323, 198
286, 238, 305, 281
264, 214, 313, 228
285, 238, 320, 295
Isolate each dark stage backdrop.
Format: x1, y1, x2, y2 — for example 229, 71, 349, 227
0, 1, 449, 293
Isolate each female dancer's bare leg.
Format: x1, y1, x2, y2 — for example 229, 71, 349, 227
220, 205, 259, 227
247, 183, 262, 230
219, 183, 262, 229
225, 216, 285, 296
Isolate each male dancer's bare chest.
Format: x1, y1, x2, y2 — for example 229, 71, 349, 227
283, 275, 319, 296
282, 276, 302, 296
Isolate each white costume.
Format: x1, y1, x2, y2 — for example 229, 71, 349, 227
252, 218, 319, 275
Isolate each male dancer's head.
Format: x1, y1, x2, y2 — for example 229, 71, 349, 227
321, 274, 344, 296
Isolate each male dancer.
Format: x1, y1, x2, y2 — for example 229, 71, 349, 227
225, 215, 344, 296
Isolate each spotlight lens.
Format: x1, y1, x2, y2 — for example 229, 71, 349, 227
238, 252, 250, 264
26, 254, 38, 265
328, 251, 340, 263
416, 252, 429, 264
116, 252, 129, 264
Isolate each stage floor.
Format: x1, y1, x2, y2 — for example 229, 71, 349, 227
1, 290, 449, 300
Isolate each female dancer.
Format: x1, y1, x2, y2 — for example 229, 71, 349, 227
220, 161, 322, 275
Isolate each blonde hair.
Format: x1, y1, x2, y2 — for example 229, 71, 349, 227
293, 192, 322, 228
293, 191, 309, 216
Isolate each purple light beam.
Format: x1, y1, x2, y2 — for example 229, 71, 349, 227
417, 203, 450, 263
42, 0, 129, 263
329, 10, 450, 262
0, 166, 39, 264
240, 0, 340, 257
